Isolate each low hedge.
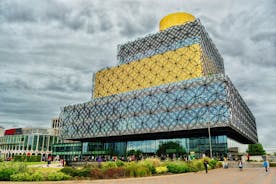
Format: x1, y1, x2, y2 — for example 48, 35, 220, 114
270, 163, 276, 167
13, 155, 41, 162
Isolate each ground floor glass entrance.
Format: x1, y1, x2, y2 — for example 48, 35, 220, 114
53, 135, 228, 160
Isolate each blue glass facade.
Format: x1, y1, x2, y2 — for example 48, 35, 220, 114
53, 136, 227, 159
61, 75, 232, 139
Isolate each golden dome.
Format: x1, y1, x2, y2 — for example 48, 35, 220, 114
159, 12, 195, 31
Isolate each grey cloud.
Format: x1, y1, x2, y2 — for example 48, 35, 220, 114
118, 15, 156, 38
0, 121, 25, 129
251, 31, 276, 43
0, 1, 36, 22
0, 0, 275, 149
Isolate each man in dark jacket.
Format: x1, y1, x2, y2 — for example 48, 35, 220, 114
204, 160, 208, 173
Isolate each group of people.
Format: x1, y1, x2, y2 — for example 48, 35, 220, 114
236, 158, 270, 173
203, 157, 270, 174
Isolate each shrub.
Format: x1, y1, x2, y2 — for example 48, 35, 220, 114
47, 172, 71, 181
60, 167, 76, 176
90, 168, 104, 179
195, 160, 204, 171
60, 167, 91, 177
102, 161, 117, 169
135, 166, 151, 177
77, 168, 91, 177
126, 163, 151, 177
10, 171, 44, 181
104, 167, 126, 178
155, 166, 168, 174
188, 159, 204, 172
126, 164, 136, 177
216, 161, 223, 168
0, 168, 17, 181
139, 158, 161, 174
115, 160, 125, 167
208, 159, 218, 169
0, 162, 28, 181
10, 172, 33, 181
32, 172, 44, 181
166, 162, 189, 173
143, 158, 161, 167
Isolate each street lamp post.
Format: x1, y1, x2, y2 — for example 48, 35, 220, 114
208, 122, 213, 158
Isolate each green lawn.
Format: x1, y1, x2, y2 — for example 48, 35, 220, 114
29, 167, 62, 173
23, 161, 46, 165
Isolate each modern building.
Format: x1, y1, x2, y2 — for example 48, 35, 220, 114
0, 126, 4, 137
56, 12, 258, 159
0, 127, 61, 160
52, 118, 61, 136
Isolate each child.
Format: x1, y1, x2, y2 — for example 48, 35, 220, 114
238, 160, 243, 171
263, 160, 269, 173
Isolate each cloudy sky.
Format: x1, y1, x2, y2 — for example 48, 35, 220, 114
0, 0, 275, 149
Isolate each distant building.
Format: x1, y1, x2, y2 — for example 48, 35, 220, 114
265, 147, 276, 154
0, 126, 4, 137
0, 127, 61, 160
52, 118, 61, 136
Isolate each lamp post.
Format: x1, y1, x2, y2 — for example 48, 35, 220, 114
208, 122, 213, 158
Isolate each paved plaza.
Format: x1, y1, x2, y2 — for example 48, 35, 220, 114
1, 168, 275, 184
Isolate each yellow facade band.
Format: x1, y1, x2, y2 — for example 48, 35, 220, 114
94, 44, 203, 98
159, 12, 196, 31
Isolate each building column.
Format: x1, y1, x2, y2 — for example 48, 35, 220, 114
31, 134, 34, 151
47, 135, 50, 153
36, 134, 40, 152
42, 135, 45, 152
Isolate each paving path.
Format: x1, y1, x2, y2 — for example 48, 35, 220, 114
1, 168, 275, 184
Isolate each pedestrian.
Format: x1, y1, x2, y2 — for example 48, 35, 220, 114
203, 160, 208, 174
47, 158, 51, 167
238, 160, 243, 171
263, 159, 269, 173
246, 153, 250, 161
61, 159, 64, 167
97, 156, 102, 168
223, 157, 228, 169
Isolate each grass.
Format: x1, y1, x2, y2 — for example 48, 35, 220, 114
29, 167, 62, 179
23, 162, 46, 165
29, 167, 61, 172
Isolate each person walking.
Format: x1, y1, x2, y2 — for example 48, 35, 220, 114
97, 156, 102, 168
238, 160, 243, 171
203, 160, 208, 174
47, 157, 51, 167
263, 159, 269, 173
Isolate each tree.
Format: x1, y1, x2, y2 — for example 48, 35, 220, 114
126, 149, 143, 157
247, 143, 266, 155
156, 141, 186, 157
